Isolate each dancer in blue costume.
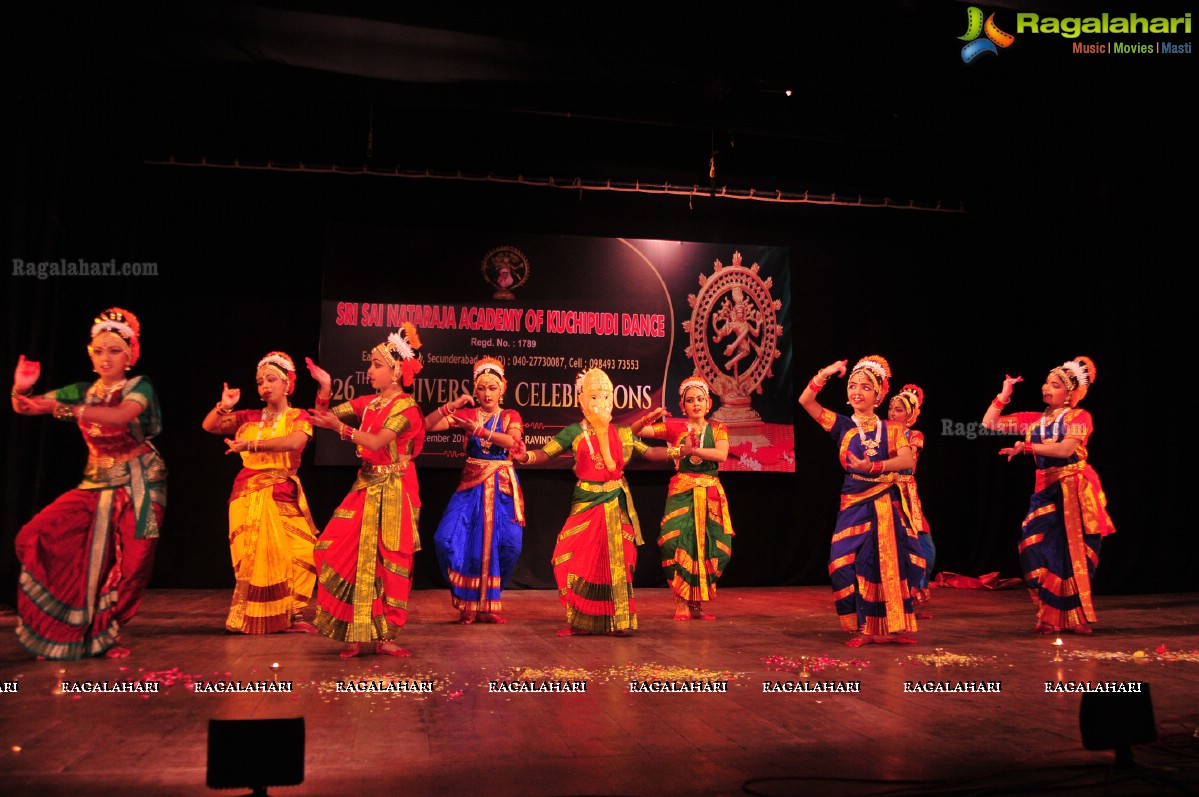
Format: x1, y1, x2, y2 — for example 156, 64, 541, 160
982, 356, 1115, 635
425, 357, 525, 624
798, 355, 924, 647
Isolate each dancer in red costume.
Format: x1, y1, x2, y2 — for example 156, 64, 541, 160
307, 324, 426, 658
11, 307, 166, 659
514, 368, 672, 636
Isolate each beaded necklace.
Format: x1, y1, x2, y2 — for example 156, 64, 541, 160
88, 378, 127, 403
853, 412, 882, 457
1038, 406, 1070, 443
687, 420, 708, 465
255, 406, 288, 448
852, 413, 883, 458
82, 379, 128, 437
477, 409, 501, 454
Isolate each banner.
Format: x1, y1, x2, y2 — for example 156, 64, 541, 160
318, 228, 793, 471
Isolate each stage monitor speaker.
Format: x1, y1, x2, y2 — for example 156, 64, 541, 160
207, 717, 305, 795
1079, 682, 1156, 754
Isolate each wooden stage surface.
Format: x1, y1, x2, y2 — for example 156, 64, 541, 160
1, 586, 1197, 797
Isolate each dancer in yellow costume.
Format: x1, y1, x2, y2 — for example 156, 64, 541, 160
202, 351, 318, 633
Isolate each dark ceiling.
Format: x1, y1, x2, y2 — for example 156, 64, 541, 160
3, 1, 1193, 213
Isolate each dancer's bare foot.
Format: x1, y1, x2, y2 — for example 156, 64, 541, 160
1034, 622, 1059, 635
605, 629, 631, 636
1071, 624, 1093, 635
104, 646, 131, 659
376, 641, 412, 657
915, 611, 933, 620
284, 620, 318, 633
845, 633, 916, 647
688, 603, 716, 621
456, 610, 476, 625
338, 643, 362, 659
673, 606, 692, 621
557, 627, 590, 637
477, 612, 507, 624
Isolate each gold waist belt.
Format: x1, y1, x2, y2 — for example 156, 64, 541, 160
850, 472, 898, 484
577, 478, 624, 493
361, 460, 410, 476
88, 443, 151, 470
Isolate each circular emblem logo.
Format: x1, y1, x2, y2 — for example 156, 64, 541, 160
481, 246, 530, 300
683, 251, 782, 427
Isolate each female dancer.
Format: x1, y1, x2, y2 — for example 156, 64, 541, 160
631, 373, 733, 621
514, 368, 670, 636
887, 383, 934, 606
982, 357, 1115, 634
798, 355, 924, 646
306, 324, 426, 657
11, 307, 166, 659
425, 356, 525, 624
201, 351, 319, 634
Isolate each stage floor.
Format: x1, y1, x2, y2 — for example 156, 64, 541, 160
1, 586, 1197, 796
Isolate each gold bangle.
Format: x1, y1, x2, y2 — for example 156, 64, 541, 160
216, 403, 232, 415
524, 451, 534, 465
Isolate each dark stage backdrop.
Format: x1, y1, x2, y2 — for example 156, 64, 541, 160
3, 163, 1188, 600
